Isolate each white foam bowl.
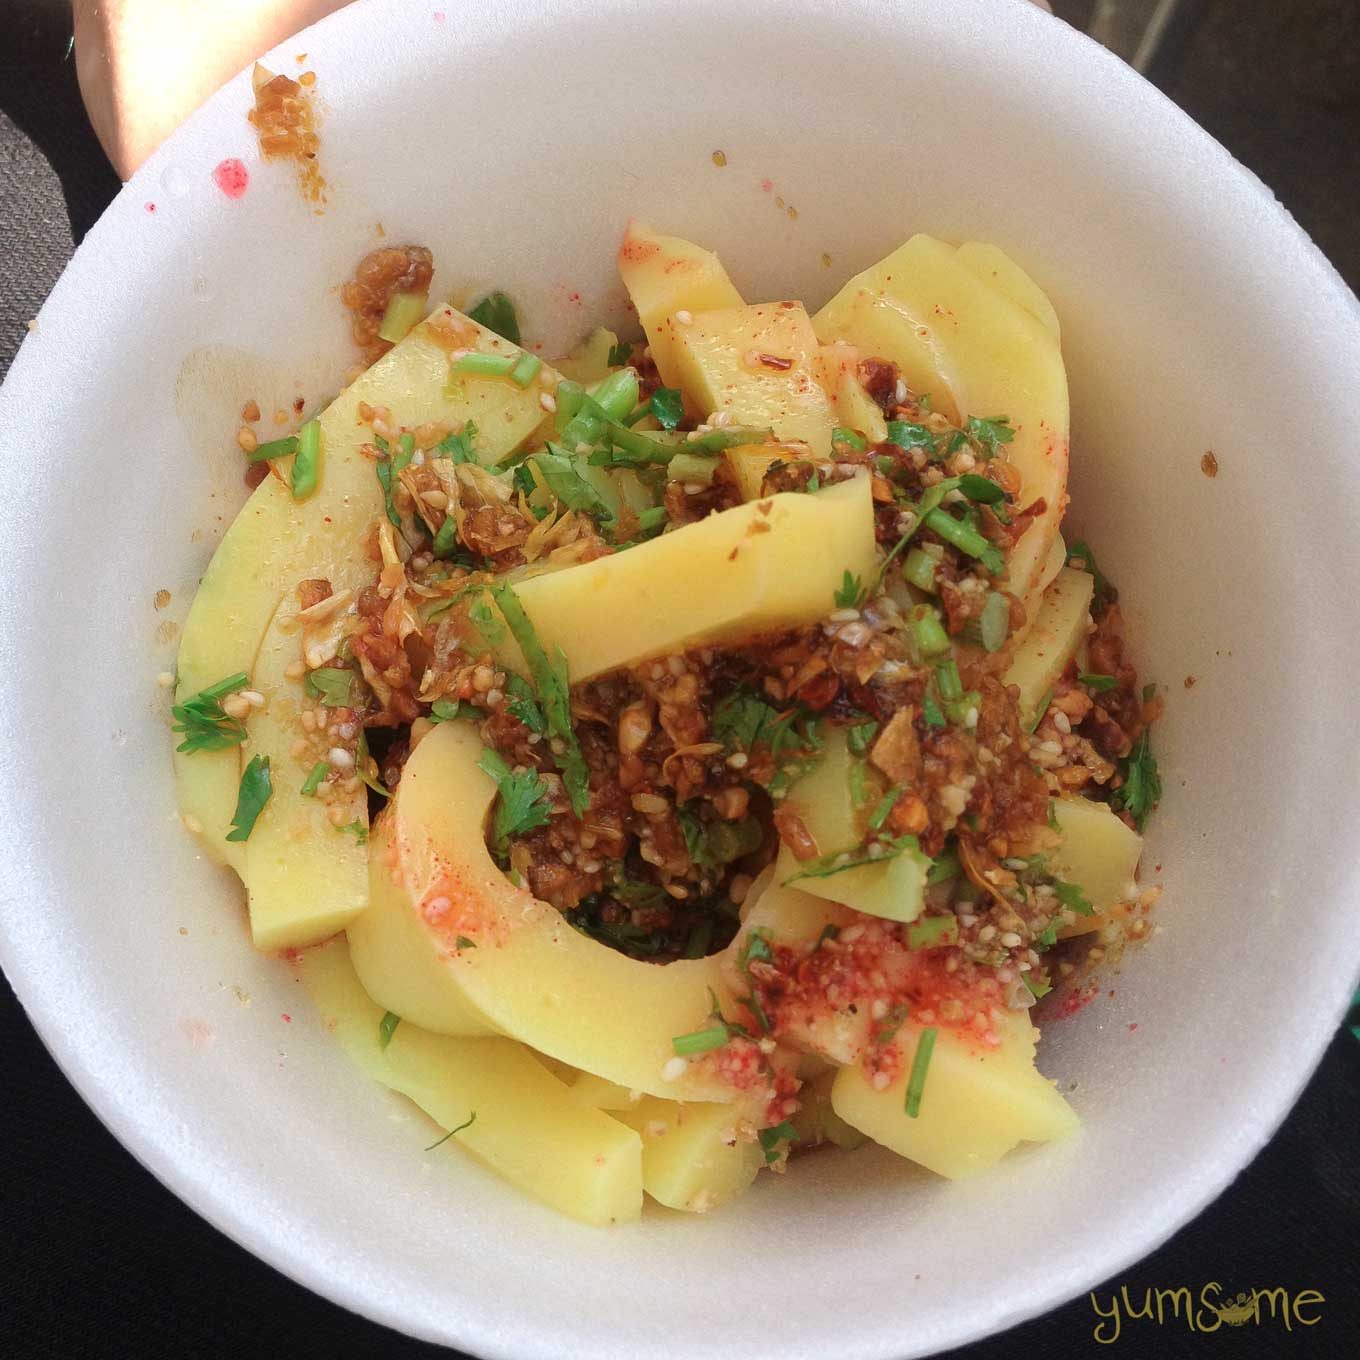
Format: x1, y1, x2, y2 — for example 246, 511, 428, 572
3, 0, 1359, 1354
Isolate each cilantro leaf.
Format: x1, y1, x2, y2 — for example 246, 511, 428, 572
306, 666, 354, 707
504, 672, 547, 734
338, 820, 368, 844
606, 340, 633, 367
758, 1120, 799, 1164
432, 420, 479, 464
375, 433, 415, 528
886, 420, 939, 457
831, 427, 867, 451
467, 291, 521, 344
678, 805, 713, 868
957, 473, 1007, 505
834, 569, 864, 609
965, 415, 1015, 459
429, 698, 483, 724
649, 387, 684, 430
477, 747, 553, 846
1053, 877, 1094, 917
171, 672, 250, 753
531, 446, 611, 518
488, 584, 590, 817
225, 755, 272, 842
1066, 540, 1113, 609
1078, 672, 1120, 693
1110, 728, 1161, 831
300, 760, 328, 796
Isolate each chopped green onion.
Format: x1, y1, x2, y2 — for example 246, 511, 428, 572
377, 291, 427, 344
935, 659, 963, 703
960, 591, 1011, 653
669, 450, 718, 486
432, 514, 461, 558
300, 760, 328, 796
907, 916, 959, 949
867, 788, 899, 832
831, 426, 866, 451
922, 507, 1004, 573
607, 340, 633, 367
921, 690, 947, 728
378, 1011, 401, 1049
926, 847, 960, 884
247, 434, 299, 464
904, 1027, 937, 1118
910, 606, 951, 657
590, 368, 642, 421
846, 720, 878, 756
509, 352, 542, 388
1023, 975, 1052, 999
683, 426, 772, 453
452, 352, 517, 378
355, 730, 390, 800
468, 290, 520, 343
290, 419, 321, 500
1079, 672, 1119, 692
225, 755, 272, 842
902, 546, 940, 593
671, 1023, 729, 1056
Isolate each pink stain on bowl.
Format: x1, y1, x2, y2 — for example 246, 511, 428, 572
212, 158, 250, 199
761, 178, 774, 192
144, 202, 157, 214
434, 9, 446, 21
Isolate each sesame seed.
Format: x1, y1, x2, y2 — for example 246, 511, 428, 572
661, 1057, 688, 1082
236, 426, 258, 454
221, 694, 251, 720
674, 309, 693, 326
1052, 711, 1072, 734
241, 689, 266, 708
1039, 740, 1063, 755
327, 747, 354, 770
978, 924, 997, 942
1000, 931, 1023, 948
156, 671, 175, 688
894, 379, 908, 403
539, 392, 557, 413
871, 1071, 891, 1091
726, 752, 749, 769
828, 608, 860, 623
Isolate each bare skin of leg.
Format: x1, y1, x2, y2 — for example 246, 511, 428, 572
72, 0, 1054, 182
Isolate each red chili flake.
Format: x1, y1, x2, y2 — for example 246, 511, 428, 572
212, 158, 250, 199
281, 1013, 292, 1023
145, 202, 157, 213
1050, 983, 1098, 1020
568, 291, 581, 304
1128, 1022, 1138, 1031
761, 178, 774, 192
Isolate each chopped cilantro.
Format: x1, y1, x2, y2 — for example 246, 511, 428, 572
886, 420, 939, 457
306, 666, 354, 707
425, 1110, 477, 1152
171, 672, 250, 753
504, 672, 547, 734
1023, 975, 1052, 999
1054, 878, 1094, 917
831, 426, 866, 451
338, 820, 368, 844
758, 1120, 799, 1164
378, 1011, 401, 1049
225, 755, 272, 842
532, 446, 611, 518
1066, 540, 1113, 608
649, 387, 684, 430
467, 291, 520, 344
957, 473, 1007, 505
300, 760, 328, 796
1110, 727, 1161, 831
456, 935, 477, 950
375, 433, 415, 528
965, 415, 1015, 459
477, 748, 553, 848
1079, 672, 1119, 693
834, 569, 864, 609
606, 340, 633, 367
867, 788, 899, 832
925, 847, 960, 885
429, 698, 483, 724
355, 730, 390, 799
738, 929, 773, 1031
290, 419, 321, 500
433, 420, 479, 464
489, 582, 590, 816
678, 805, 713, 868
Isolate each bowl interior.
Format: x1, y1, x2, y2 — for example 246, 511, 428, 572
3, 1, 1359, 1357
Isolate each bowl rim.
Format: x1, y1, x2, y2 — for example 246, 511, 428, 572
4, 0, 1360, 1355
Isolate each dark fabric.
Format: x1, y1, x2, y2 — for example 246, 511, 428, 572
1, 1, 1357, 1355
